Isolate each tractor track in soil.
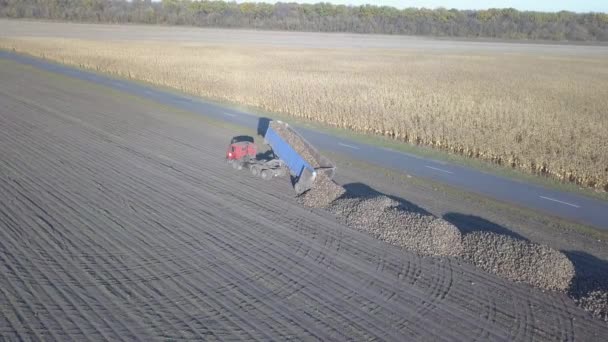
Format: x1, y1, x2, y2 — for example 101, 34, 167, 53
0, 59, 607, 340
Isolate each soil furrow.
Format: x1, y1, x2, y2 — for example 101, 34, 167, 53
1, 58, 607, 341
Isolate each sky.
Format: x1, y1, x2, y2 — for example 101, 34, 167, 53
235, 1, 608, 13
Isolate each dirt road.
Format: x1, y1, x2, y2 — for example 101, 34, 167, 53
0, 59, 606, 340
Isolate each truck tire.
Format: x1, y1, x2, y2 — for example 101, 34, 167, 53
261, 170, 271, 180
236, 162, 243, 171
251, 166, 259, 176
231, 160, 239, 169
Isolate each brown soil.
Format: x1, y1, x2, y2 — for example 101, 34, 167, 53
1, 57, 606, 339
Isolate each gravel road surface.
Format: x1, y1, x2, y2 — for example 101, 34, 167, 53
1, 59, 607, 340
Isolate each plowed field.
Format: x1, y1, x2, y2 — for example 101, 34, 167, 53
1, 59, 606, 340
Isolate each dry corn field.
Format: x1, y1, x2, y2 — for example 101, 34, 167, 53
2, 37, 607, 191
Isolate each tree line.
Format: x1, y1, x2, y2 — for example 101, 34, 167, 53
2, 0, 607, 41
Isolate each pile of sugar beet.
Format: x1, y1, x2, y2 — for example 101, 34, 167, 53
270, 121, 607, 321
300, 174, 607, 321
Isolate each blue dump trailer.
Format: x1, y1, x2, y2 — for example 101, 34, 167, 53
264, 121, 336, 194
227, 120, 335, 194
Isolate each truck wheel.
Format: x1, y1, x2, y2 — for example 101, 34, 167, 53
251, 166, 259, 176
261, 170, 270, 180
236, 162, 243, 171
231, 160, 239, 169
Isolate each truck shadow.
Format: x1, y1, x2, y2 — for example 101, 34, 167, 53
341, 182, 431, 216
341, 182, 526, 240
443, 212, 527, 241
445, 213, 608, 304
257, 117, 271, 137
255, 149, 275, 161
564, 250, 608, 308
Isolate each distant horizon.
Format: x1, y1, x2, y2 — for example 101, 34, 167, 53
226, 1, 607, 14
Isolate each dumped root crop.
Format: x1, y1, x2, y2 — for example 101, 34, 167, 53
270, 121, 320, 168
298, 173, 345, 208
300, 178, 576, 293
462, 232, 575, 291
328, 195, 463, 257
575, 291, 608, 322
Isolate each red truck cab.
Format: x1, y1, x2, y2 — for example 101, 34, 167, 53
226, 141, 257, 161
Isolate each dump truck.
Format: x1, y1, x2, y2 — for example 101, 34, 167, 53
226, 120, 335, 194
